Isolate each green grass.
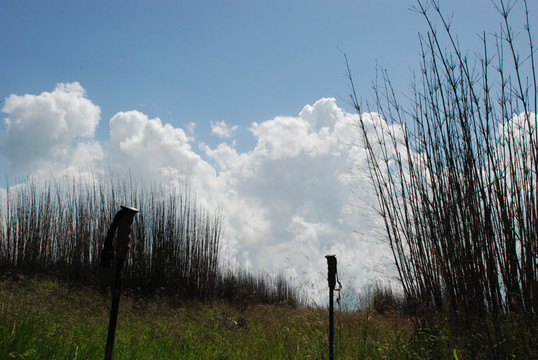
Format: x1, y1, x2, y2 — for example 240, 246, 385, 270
1, 277, 461, 359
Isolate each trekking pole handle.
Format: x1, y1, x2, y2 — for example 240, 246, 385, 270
115, 206, 139, 261
325, 255, 337, 289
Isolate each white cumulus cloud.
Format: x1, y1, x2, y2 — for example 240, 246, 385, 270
106, 110, 221, 199
0, 82, 102, 173
201, 98, 395, 301
0, 84, 396, 303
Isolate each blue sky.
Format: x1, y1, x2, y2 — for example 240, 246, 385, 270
4, 0, 527, 150
2, 0, 536, 299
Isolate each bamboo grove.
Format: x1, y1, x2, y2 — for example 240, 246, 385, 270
0, 174, 299, 305
349, 0, 537, 356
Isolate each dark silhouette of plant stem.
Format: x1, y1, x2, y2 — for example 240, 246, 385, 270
0, 172, 301, 306
348, 0, 537, 357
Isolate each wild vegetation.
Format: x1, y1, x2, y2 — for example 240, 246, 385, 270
2, 277, 462, 359
349, 0, 537, 357
3, 0, 538, 358
0, 173, 299, 305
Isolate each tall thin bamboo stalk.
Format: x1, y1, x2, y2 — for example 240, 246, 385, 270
0, 172, 300, 305
348, 0, 537, 357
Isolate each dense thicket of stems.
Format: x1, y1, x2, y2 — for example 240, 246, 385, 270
0, 173, 300, 305
349, 0, 536, 356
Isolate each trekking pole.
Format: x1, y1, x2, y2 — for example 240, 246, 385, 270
99, 206, 139, 360
325, 255, 337, 360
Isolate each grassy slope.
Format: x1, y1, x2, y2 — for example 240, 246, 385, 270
1, 277, 457, 360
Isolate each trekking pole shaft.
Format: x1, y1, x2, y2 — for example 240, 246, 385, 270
104, 260, 124, 360
102, 206, 138, 360
325, 255, 337, 360
329, 286, 334, 360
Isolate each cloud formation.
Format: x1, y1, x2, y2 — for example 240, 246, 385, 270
211, 120, 239, 139
201, 98, 393, 299
0, 82, 102, 173
107, 110, 217, 185
1, 83, 395, 301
